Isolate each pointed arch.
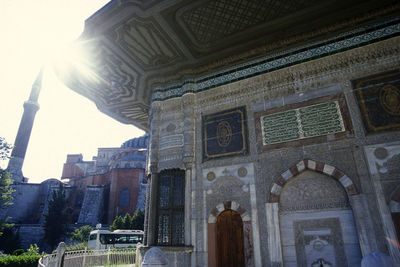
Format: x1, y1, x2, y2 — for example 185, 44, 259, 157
207, 200, 254, 267
268, 159, 358, 202
208, 200, 251, 223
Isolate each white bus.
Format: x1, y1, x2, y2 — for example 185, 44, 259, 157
88, 229, 144, 250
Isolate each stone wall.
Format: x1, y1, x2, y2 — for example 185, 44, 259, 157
14, 224, 45, 250
1, 184, 41, 223
78, 185, 106, 225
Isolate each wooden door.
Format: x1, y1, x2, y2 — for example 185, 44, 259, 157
217, 210, 245, 267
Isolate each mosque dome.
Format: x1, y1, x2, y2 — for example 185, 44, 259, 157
121, 134, 149, 149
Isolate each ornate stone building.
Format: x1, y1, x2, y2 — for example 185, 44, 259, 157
57, 1, 400, 266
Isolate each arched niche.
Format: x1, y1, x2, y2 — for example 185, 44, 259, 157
266, 159, 362, 267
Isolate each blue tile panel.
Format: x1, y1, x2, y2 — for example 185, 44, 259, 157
152, 19, 400, 102
202, 106, 249, 161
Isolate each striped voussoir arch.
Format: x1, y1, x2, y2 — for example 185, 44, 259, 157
208, 200, 251, 223
269, 159, 358, 203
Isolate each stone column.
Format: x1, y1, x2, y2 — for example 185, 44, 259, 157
184, 162, 192, 246
146, 102, 161, 246
266, 202, 283, 267
182, 93, 195, 246
349, 194, 379, 257
147, 168, 159, 246
143, 175, 151, 245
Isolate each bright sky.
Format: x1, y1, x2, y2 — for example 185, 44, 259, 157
0, 0, 144, 183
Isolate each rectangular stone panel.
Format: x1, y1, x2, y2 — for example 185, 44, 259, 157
352, 71, 400, 133
260, 101, 345, 145
202, 106, 249, 161
255, 94, 353, 152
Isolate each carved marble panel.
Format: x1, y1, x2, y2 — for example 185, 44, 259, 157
364, 143, 400, 203
202, 163, 254, 189
294, 218, 347, 267
159, 134, 184, 150
279, 171, 349, 212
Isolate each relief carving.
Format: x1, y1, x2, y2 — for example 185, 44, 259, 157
211, 175, 244, 196
280, 171, 349, 211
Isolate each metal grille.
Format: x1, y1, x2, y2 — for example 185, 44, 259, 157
159, 176, 171, 207
156, 169, 185, 246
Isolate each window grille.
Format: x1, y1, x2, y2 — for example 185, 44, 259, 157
156, 169, 185, 246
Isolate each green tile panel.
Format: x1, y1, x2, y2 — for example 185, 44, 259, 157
261, 101, 345, 145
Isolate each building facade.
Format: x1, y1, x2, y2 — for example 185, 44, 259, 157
59, 1, 400, 266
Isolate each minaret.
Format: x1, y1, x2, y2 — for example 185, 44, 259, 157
7, 68, 44, 183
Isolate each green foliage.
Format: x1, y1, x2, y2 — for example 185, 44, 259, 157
110, 209, 144, 231
122, 213, 131, 229
70, 225, 93, 243
0, 254, 41, 267
65, 242, 88, 251
12, 249, 24, 256
44, 186, 69, 249
0, 138, 12, 161
110, 215, 123, 232
131, 209, 144, 230
25, 244, 39, 255
0, 228, 21, 254
0, 138, 14, 236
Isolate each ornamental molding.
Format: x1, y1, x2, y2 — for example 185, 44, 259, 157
153, 19, 400, 102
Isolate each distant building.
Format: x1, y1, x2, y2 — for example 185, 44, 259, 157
0, 134, 148, 249
61, 134, 148, 224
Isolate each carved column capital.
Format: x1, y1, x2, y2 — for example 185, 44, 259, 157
149, 164, 158, 173
183, 159, 194, 170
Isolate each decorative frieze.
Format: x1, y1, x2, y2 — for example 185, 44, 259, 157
152, 19, 400, 102
159, 134, 184, 150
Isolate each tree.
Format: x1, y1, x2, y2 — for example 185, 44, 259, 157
122, 213, 131, 229
110, 215, 123, 232
43, 186, 69, 248
0, 137, 14, 236
110, 209, 145, 231
131, 209, 144, 230
70, 225, 93, 243
0, 227, 20, 254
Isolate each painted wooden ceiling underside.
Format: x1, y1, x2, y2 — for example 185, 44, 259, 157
56, 0, 400, 130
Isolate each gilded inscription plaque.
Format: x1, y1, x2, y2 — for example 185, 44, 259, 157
261, 101, 345, 145
353, 71, 400, 133
202, 106, 249, 161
